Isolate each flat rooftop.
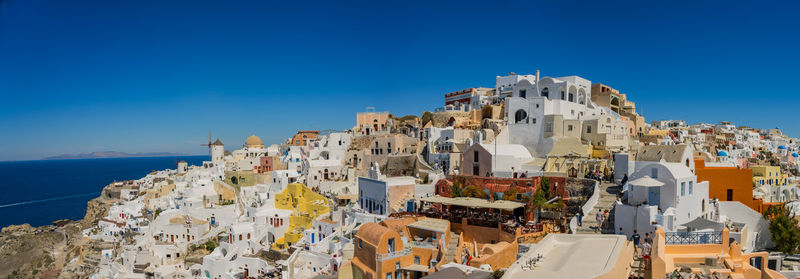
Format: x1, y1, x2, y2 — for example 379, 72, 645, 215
503, 234, 629, 278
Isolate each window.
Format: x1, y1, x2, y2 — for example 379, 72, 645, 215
414, 256, 421, 264
586, 126, 592, 134
541, 88, 549, 98
532, 118, 537, 124
568, 125, 573, 131
519, 89, 526, 98
726, 189, 733, 201
651, 168, 658, 178
689, 182, 693, 194
545, 122, 553, 132
359, 239, 363, 248
681, 182, 685, 196
514, 109, 528, 124
474, 151, 479, 162
388, 238, 395, 253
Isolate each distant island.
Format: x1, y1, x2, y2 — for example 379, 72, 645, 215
43, 151, 194, 160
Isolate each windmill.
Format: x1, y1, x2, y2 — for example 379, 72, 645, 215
200, 132, 212, 156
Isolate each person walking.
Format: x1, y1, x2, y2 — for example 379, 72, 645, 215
631, 230, 642, 258
577, 208, 584, 227
595, 209, 604, 233
642, 240, 652, 269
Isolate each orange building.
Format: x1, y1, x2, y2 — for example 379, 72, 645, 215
289, 130, 319, 146
694, 159, 766, 212
343, 217, 456, 279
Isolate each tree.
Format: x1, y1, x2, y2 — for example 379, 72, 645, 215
764, 204, 800, 254
540, 177, 551, 199
463, 185, 488, 199
450, 182, 464, 197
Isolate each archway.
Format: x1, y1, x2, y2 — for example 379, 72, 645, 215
514, 109, 528, 124
568, 86, 577, 102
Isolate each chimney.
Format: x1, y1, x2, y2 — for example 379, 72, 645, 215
535, 70, 540, 81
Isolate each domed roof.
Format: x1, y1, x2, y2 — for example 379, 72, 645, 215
245, 134, 263, 147
793, 153, 799, 158
779, 145, 787, 149
717, 150, 728, 157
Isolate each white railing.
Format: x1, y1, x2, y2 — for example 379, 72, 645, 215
570, 180, 600, 234
409, 241, 438, 249
377, 248, 411, 261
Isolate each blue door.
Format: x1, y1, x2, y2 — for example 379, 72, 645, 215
648, 187, 660, 207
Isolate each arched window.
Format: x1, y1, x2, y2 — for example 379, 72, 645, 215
541, 88, 549, 98
519, 89, 526, 98
514, 109, 528, 124
578, 89, 586, 104
568, 86, 577, 102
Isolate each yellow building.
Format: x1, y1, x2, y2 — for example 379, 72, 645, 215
245, 134, 265, 149
751, 165, 790, 187
272, 183, 330, 250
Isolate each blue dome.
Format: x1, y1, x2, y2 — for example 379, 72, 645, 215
717, 150, 728, 157
779, 145, 787, 149
793, 153, 799, 158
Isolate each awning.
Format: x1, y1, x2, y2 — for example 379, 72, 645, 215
628, 176, 664, 187
420, 196, 525, 211
407, 218, 449, 233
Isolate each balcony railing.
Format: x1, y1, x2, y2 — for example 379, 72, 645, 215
408, 241, 438, 249
665, 231, 722, 245
377, 248, 411, 261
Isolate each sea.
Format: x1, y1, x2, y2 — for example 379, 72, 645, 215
0, 155, 208, 229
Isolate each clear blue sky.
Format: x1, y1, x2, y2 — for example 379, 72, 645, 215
1, 0, 799, 161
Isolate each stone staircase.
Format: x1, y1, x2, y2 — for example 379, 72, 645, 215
576, 182, 621, 234
444, 232, 460, 263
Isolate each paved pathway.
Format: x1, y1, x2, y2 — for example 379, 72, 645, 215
576, 181, 621, 234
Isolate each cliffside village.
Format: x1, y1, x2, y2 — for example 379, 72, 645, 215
77, 71, 800, 279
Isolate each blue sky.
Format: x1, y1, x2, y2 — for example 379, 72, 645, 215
1, 0, 799, 161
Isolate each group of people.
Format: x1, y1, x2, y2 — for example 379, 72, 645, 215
575, 207, 612, 232
623, 229, 653, 269
584, 170, 614, 182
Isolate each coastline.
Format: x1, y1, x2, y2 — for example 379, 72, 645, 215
0, 183, 118, 278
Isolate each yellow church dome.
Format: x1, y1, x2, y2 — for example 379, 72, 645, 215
245, 134, 264, 148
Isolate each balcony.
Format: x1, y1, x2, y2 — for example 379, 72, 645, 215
377, 247, 411, 261
665, 231, 722, 245
408, 240, 439, 249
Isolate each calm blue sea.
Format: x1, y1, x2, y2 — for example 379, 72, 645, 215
0, 155, 208, 228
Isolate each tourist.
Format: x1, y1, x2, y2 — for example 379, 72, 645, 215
645, 232, 652, 245
595, 209, 604, 232
631, 230, 641, 258
577, 208, 583, 227
642, 240, 652, 268
618, 227, 624, 235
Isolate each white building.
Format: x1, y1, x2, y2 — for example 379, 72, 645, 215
614, 159, 711, 235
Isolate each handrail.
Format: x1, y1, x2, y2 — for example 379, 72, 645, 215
377, 247, 411, 261
665, 231, 722, 245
